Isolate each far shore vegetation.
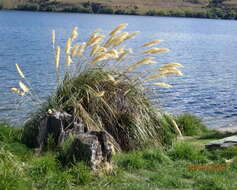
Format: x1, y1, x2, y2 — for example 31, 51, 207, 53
1, 0, 237, 20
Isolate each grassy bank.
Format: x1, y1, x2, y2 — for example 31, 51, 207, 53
1, 0, 237, 20
1, 119, 237, 190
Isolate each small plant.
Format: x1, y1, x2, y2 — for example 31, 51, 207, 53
28, 153, 59, 180
66, 162, 92, 185
168, 141, 207, 163
175, 113, 207, 136
11, 24, 183, 150
0, 122, 22, 142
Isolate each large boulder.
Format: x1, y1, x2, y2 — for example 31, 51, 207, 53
37, 109, 113, 169
62, 132, 112, 169
205, 135, 237, 150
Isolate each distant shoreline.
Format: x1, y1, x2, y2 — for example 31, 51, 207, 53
1, 6, 237, 21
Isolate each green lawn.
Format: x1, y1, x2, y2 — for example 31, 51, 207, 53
0, 122, 237, 190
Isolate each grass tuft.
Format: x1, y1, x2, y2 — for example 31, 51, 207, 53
13, 24, 183, 151
175, 113, 208, 136
168, 141, 208, 163
115, 148, 170, 170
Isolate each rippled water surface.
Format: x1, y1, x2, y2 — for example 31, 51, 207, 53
0, 10, 237, 128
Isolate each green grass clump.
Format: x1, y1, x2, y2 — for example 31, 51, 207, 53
157, 114, 177, 146
199, 129, 237, 140
0, 147, 32, 190
168, 141, 208, 163
175, 113, 208, 136
28, 153, 59, 180
53, 69, 167, 151
206, 147, 237, 161
23, 68, 174, 151
66, 162, 92, 185
115, 148, 170, 170
0, 122, 22, 142
193, 173, 237, 190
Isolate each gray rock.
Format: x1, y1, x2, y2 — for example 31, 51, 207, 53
205, 135, 237, 150
37, 109, 113, 169
37, 110, 72, 152
64, 133, 103, 169
215, 126, 237, 134
89, 131, 113, 163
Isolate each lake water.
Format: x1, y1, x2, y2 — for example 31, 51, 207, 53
0, 10, 237, 128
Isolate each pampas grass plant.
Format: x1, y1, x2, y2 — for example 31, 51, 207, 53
12, 24, 183, 151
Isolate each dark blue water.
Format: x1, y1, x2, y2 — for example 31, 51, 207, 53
0, 10, 237, 128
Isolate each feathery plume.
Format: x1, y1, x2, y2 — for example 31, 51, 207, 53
103, 35, 116, 48
66, 55, 73, 66
107, 74, 116, 83
112, 32, 129, 47
135, 57, 155, 65
55, 46, 60, 69
117, 50, 129, 61
11, 88, 25, 96
142, 48, 170, 54
71, 43, 79, 57
65, 38, 72, 55
159, 67, 182, 73
141, 40, 163, 48
124, 64, 139, 73
124, 31, 139, 41
109, 23, 128, 36
97, 47, 107, 54
87, 29, 101, 45
106, 49, 119, 58
77, 42, 86, 57
117, 46, 126, 54
90, 44, 100, 56
15, 64, 25, 78
159, 62, 183, 70
128, 48, 133, 53
71, 27, 78, 41
52, 30, 55, 48
144, 61, 158, 65
124, 57, 154, 72
91, 53, 109, 64
19, 81, 29, 93
151, 82, 172, 88
148, 70, 183, 79
90, 35, 105, 46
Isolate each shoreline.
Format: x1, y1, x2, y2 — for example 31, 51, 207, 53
1, 7, 237, 21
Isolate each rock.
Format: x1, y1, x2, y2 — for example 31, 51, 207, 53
215, 126, 237, 134
61, 132, 113, 169
205, 135, 237, 150
37, 110, 72, 152
37, 109, 113, 169
89, 131, 113, 163
63, 133, 103, 169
